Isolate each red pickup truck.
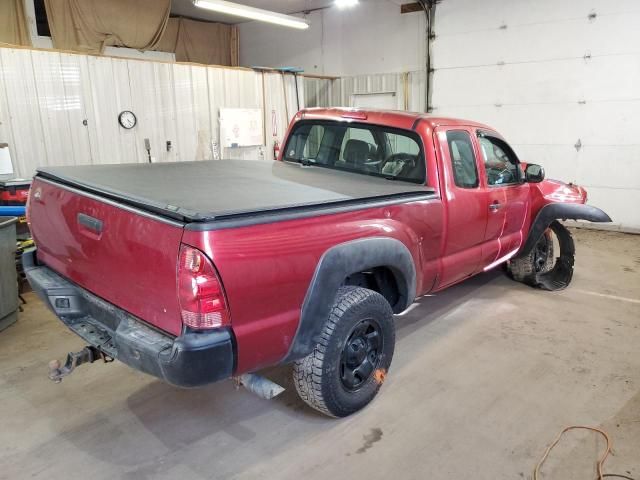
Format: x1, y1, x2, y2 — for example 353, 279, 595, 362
25, 108, 610, 417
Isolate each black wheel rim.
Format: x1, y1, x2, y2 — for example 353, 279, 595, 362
340, 319, 383, 391
534, 234, 551, 272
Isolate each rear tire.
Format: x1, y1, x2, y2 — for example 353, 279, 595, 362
293, 286, 395, 417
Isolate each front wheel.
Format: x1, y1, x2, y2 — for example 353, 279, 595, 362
507, 220, 575, 290
293, 286, 395, 417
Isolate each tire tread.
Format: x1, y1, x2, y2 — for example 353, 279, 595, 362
293, 286, 393, 417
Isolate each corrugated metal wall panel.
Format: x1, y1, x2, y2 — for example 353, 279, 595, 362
0, 47, 303, 177
173, 63, 201, 163
303, 77, 342, 108
306, 72, 427, 113
190, 65, 213, 160
32, 51, 76, 168
84, 56, 138, 165
58, 53, 93, 167
209, 68, 266, 160
0, 52, 18, 174
339, 73, 404, 109
128, 60, 177, 163
0, 49, 48, 174
262, 73, 288, 158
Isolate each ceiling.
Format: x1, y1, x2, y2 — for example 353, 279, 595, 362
170, 0, 333, 24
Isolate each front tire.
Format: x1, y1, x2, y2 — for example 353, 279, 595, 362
293, 286, 395, 417
508, 228, 555, 282
507, 221, 575, 290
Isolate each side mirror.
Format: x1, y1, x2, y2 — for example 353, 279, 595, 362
525, 164, 545, 183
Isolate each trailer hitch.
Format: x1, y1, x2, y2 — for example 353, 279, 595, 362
48, 346, 113, 383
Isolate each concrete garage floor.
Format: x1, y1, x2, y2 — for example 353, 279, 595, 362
1, 229, 638, 480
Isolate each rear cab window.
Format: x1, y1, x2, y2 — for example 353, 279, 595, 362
284, 121, 426, 184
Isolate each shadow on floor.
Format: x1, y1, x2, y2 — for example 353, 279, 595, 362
36, 269, 522, 477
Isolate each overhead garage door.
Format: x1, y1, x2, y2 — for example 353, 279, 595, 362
431, 0, 640, 230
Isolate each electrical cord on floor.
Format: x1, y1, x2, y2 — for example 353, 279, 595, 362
533, 425, 635, 480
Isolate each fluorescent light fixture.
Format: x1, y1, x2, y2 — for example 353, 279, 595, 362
335, 0, 359, 8
193, 0, 310, 29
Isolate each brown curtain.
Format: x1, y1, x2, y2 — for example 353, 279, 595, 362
0, 0, 32, 46
44, 0, 170, 53
155, 17, 239, 67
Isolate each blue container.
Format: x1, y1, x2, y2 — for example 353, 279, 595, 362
0, 206, 25, 217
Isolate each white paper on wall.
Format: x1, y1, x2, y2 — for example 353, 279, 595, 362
0, 145, 14, 175
220, 108, 263, 148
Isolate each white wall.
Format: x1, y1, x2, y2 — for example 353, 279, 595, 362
245, 0, 640, 229
239, 0, 426, 76
0, 46, 302, 177
431, 0, 640, 229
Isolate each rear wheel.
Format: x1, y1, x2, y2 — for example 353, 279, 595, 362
293, 286, 395, 417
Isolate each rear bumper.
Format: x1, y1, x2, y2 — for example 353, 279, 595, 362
23, 249, 235, 387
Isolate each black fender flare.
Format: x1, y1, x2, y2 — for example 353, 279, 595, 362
518, 203, 611, 257
282, 237, 417, 362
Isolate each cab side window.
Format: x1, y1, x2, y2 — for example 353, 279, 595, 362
478, 135, 521, 186
446, 130, 479, 188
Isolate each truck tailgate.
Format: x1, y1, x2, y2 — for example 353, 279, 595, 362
29, 177, 184, 336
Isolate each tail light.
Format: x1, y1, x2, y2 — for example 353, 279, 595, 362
177, 245, 230, 329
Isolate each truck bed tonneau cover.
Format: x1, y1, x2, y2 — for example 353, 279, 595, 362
36, 160, 435, 223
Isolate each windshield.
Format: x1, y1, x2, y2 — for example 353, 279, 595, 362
283, 121, 426, 184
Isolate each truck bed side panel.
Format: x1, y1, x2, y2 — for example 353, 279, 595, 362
182, 198, 444, 374
29, 178, 184, 336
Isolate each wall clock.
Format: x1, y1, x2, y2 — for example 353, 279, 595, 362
118, 110, 137, 129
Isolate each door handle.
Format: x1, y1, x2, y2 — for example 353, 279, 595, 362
489, 202, 502, 211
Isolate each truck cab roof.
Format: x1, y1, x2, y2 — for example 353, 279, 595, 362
298, 107, 493, 132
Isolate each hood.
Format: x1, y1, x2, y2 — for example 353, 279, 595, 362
535, 178, 587, 204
